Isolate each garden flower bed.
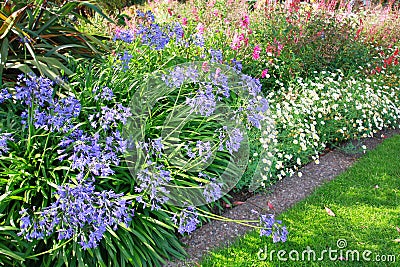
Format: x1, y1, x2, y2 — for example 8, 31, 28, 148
0, 0, 399, 266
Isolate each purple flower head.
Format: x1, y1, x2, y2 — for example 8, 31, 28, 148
174, 206, 200, 235
218, 127, 243, 154
118, 50, 133, 71
259, 214, 287, 243
241, 74, 262, 97
49, 96, 81, 132
138, 10, 155, 23
90, 104, 131, 130
173, 23, 184, 43
60, 129, 127, 176
231, 58, 243, 72
15, 74, 54, 107
184, 66, 200, 83
163, 66, 186, 88
135, 162, 171, 210
93, 86, 114, 101
113, 28, 135, 43
0, 133, 13, 156
210, 69, 230, 98
202, 175, 223, 203
137, 23, 171, 50
192, 33, 205, 47
185, 140, 212, 162
151, 137, 164, 156
136, 10, 145, 18
0, 88, 11, 104
210, 49, 223, 62
186, 86, 216, 116
18, 180, 133, 249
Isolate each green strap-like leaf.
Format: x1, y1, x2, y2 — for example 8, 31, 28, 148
0, 6, 28, 39
0, 247, 25, 261
0, 37, 8, 85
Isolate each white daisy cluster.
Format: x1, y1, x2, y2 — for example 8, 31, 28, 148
259, 70, 400, 182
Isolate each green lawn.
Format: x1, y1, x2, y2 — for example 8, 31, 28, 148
201, 134, 400, 266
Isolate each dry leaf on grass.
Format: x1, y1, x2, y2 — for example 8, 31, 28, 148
325, 206, 336, 216
267, 201, 275, 210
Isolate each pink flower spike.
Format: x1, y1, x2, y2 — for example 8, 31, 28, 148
261, 69, 269, 78
182, 17, 188, 26
240, 14, 250, 29
213, 9, 219, 17
196, 23, 205, 34
207, 0, 216, 7
252, 45, 261, 60
230, 33, 241, 50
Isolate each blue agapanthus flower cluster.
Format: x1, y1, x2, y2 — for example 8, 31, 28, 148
210, 49, 223, 63
136, 10, 155, 23
259, 213, 288, 243
184, 140, 212, 162
186, 84, 217, 117
246, 97, 269, 129
136, 137, 165, 158
231, 58, 243, 71
93, 86, 114, 101
0, 133, 13, 156
133, 138, 173, 210
135, 161, 171, 210
18, 180, 133, 249
15, 73, 54, 107
192, 33, 205, 47
113, 28, 135, 43
209, 68, 230, 99
199, 172, 223, 203
54, 86, 130, 177
118, 50, 133, 71
32, 96, 81, 132
218, 126, 244, 154
88, 104, 132, 130
0, 88, 11, 103
59, 129, 127, 177
114, 9, 205, 51
162, 66, 199, 88
136, 23, 176, 50
135, 10, 184, 50
240, 74, 262, 97
171, 206, 200, 235
15, 74, 81, 132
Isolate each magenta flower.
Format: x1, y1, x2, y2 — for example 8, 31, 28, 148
182, 17, 188, 26
196, 23, 205, 34
213, 9, 219, 17
261, 69, 269, 78
240, 14, 250, 29
252, 45, 261, 60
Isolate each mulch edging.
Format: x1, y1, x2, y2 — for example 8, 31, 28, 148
165, 128, 400, 267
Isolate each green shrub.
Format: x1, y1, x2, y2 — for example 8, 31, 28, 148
0, 0, 110, 85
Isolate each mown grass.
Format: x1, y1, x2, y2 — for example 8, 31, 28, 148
201, 134, 400, 266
